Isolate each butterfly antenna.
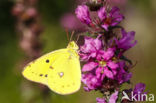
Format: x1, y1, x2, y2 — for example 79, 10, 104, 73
76, 34, 80, 44
65, 29, 70, 42
70, 30, 75, 42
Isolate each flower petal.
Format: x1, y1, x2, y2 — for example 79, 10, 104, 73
109, 91, 119, 103
107, 61, 118, 70
116, 29, 137, 50
134, 83, 146, 93
93, 35, 102, 50
96, 97, 106, 103
96, 67, 103, 79
82, 62, 98, 72
102, 48, 115, 61
75, 5, 91, 25
80, 37, 95, 53
104, 67, 114, 79
98, 7, 107, 21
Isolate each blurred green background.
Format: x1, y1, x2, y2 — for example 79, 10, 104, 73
0, 0, 156, 103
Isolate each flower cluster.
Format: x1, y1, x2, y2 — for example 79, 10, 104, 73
12, 0, 43, 58
75, 4, 124, 31
75, 0, 146, 103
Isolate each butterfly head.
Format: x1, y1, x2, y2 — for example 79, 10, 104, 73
67, 41, 79, 50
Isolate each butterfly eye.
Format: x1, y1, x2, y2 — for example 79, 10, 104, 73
46, 59, 50, 63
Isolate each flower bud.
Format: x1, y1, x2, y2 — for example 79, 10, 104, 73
75, 5, 91, 25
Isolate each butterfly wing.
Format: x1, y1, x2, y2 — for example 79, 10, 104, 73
47, 49, 81, 95
22, 49, 66, 85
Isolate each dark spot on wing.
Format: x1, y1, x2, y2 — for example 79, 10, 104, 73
46, 59, 49, 63
49, 66, 54, 69
39, 74, 43, 76
45, 74, 48, 77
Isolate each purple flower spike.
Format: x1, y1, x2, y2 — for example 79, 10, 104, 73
75, 5, 91, 25
75, 1, 141, 102
116, 29, 137, 50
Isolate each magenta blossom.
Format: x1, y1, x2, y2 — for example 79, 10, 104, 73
98, 7, 124, 30
81, 37, 118, 80
82, 48, 118, 80
96, 97, 106, 103
96, 91, 119, 103
116, 29, 137, 50
82, 73, 102, 91
95, 50, 119, 80
75, 1, 143, 103
131, 83, 147, 101
134, 83, 146, 94
80, 36, 102, 60
75, 5, 91, 25
81, 37, 119, 91
116, 61, 132, 84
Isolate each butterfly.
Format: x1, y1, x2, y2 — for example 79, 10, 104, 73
22, 41, 81, 95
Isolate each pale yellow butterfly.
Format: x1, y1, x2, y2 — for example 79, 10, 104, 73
22, 41, 81, 95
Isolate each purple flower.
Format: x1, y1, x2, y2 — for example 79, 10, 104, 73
95, 60, 118, 80
134, 83, 146, 94
109, 91, 119, 103
98, 7, 107, 21
116, 29, 137, 50
96, 97, 106, 103
80, 36, 102, 60
82, 73, 102, 91
81, 37, 119, 91
75, 5, 91, 25
116, 61, 132, 84
96, 91, 119, 103
132, 83, 147, 101
82, 62, 98, 72
81, 47, 118, 80
98, 7, 124, 30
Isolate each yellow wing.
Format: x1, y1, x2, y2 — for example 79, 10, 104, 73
22, 49, 66, 85
47, 49, 81, 95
